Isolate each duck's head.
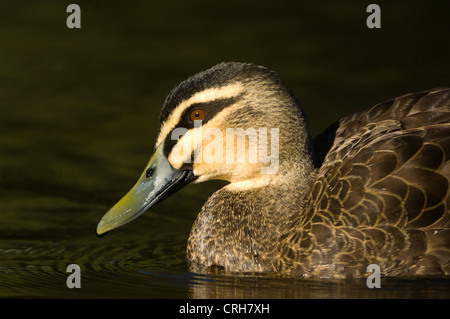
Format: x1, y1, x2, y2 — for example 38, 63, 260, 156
96, 62, 313, 235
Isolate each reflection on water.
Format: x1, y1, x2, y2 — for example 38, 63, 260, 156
1, 1, 449, 298
188, 273, 450, 299
2, 234, 450, 298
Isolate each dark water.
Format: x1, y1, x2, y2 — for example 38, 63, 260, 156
1, 1, 450, 299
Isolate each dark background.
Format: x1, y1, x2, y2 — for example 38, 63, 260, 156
0, 1, 449, 298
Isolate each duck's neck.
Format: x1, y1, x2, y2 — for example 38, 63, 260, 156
186, 162, 317, 273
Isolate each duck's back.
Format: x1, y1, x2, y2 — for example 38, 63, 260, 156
307, 88, 450, 277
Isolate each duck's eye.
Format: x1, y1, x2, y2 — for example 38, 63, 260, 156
190, 109, 206, 121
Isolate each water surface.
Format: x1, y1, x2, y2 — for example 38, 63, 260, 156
1, 1, 449, 298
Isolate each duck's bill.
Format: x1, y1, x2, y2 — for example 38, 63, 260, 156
96, 142, 197, 236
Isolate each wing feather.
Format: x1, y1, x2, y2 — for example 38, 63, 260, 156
308, 88, 450, 275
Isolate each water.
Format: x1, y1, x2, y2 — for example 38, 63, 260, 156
1, 1, 449, 299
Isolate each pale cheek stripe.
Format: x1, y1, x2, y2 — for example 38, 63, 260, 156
167, 104, 240, 168
156, 83, 243, 147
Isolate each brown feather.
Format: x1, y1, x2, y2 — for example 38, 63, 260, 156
302, 88, 450, 277
188, 88, 450, 277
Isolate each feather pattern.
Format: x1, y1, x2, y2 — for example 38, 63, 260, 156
297, 88, 450, 277
187, 87, 450, 278
100, 61, 450, 278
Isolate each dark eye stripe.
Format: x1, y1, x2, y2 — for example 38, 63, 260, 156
184, 95, 242, 125
162, 95, 243, 161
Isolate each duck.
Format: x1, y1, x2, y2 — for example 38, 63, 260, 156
96, 62, 450, 278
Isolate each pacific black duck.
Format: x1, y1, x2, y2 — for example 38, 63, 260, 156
97, 62, 450, 278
